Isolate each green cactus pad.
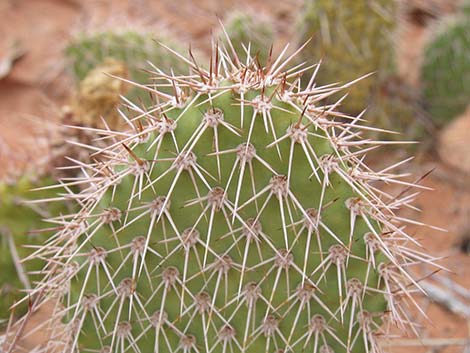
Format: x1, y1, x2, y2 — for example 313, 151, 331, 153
421, 13, 470, 125
221, 11, 275, 64
297, 0, 396, 115
65, 30, 188, 85
29, 38, 434, 353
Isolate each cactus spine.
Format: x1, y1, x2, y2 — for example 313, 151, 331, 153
0, 61, 121, 325
1, 36, 149, 329
0, 177, 69, 325
221, 10, 275, 64
421, 7, 470, 125
25, 36, 435, 353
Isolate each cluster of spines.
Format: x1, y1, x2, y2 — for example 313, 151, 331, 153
220, 10, 275, 64
0, 176, 71, 328
7, 35, 441, 353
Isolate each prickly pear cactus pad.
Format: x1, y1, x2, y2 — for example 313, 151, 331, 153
65, 30, 188, 85
221, 10, 275, 64
297, 0, 396, 114
30, 38, 437, 353
421, 12, 470, 125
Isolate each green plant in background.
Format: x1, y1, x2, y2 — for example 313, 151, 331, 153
65, 30, 188, 86
297, 0, 396, 115
371, 76, 426, 140
221, 10, 275, 64
461, 0, 470, 16
421, 6, 470, 126
295, 0, 428, 142
0, 177, 68, 326
71, 58, 129, 130
24, 37, 436, 353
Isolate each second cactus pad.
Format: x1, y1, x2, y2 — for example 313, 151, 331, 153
221, 10, 275, 64
297, 0, 396, 114
32, 39, 433, 353
65, 30, 188, 84
71, 58, 129, 130
421, 11, 470, 125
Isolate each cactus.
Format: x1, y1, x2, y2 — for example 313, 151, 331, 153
65, 30, 188, 87
421, 9, 470, 125
461, 0, 470, 16
297, 0, 396, 115
220, 10, 276, 64
71, 58, 130, 131
26, 37, 436, 353
0, 177, 69, 326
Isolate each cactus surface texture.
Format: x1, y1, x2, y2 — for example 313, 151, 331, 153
421, 9, 470, 125
26, 37, 436, 353
297, 0, 396, 115
221, 10, 275, 64
65, 30, 187, 86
